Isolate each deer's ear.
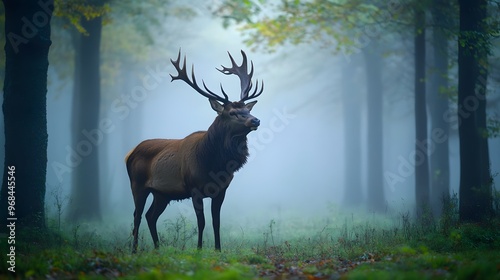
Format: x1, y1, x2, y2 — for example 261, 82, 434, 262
209, 99, 224, 114
245, 100, 257, 111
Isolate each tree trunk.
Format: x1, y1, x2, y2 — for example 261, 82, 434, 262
1, 0, 53, 229
363, 44, 385, 213
414, 7, 430, 217
67, 16, 103, 222
429, 0, 451, 217
341, 55, 363, 207
458, 0, 491, 222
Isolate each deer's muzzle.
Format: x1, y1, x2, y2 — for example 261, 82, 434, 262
248, 118, 260, 130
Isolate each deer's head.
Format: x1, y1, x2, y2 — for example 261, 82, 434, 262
170, 50, 263, 135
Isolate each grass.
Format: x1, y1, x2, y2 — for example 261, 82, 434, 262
1, 205, 500, 279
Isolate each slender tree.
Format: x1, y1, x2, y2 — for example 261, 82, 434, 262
429, 0, 451, 217
66, 7, 104, 221
363, 43, 385, 212
458, 0, 492, 222
341, 55, 363, 207
414, 4, 430, 216
0, 0, 53, 229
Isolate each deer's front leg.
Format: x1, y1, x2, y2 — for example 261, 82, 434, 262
211, 190, 226, 251
192, 191, 205, 249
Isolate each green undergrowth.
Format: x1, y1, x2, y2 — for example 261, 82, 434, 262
349, 249, 500, 280
1, 206, 499, 279
22, 247, 259, 279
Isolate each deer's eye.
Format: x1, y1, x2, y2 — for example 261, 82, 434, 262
229, 112, 237, 117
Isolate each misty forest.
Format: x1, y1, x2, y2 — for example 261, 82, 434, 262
1, 0, 500, 279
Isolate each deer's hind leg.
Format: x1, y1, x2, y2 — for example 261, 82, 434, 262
132, 182, 150, 253
146, 191, 170, 249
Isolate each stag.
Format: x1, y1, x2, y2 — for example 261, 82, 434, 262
126, 50, 263, 252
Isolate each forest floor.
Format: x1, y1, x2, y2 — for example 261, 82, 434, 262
1, 210, 500, 279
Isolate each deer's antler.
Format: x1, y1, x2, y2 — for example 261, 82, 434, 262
170, 50, 263, 104
218, 50, 264, 103
170, 49, 230, 104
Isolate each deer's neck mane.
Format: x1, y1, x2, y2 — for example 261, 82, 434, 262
197, 116, 249, 174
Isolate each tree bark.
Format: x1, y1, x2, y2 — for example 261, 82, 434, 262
341, 55, 363, 207
363, 44, 385, 213
1, 0, 53, 230
458, 0, 491, 222
429, 0, 451, 218
414, 7, 430, 217
66, 15, 103, 222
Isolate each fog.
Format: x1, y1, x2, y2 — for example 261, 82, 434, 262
42, 9, 500, 232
